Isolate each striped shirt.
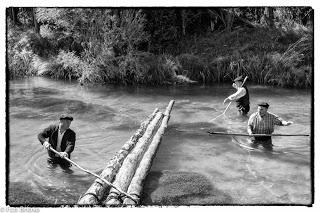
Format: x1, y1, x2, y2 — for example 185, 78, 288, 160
248, 112, 284, 134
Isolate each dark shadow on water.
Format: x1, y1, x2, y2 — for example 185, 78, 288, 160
10, 96, 118, 122
141, 170, 233, 205
9, 87, 61, 97
31, 87, 62, 96
8, 181, 55, 205
197, 106, 217, 112
10, 111, 51, 120
108, 122, 140, 132
167, 122, 226, 138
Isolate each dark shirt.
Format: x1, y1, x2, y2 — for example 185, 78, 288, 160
38, 124, 76, 158
236, 85, 250, 109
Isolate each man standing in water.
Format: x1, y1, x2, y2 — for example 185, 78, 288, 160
223, 75, 250, 116
38, 114, 76, 168
247, 102, 293, 150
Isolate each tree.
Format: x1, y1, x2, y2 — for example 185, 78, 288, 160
7, 7, 21, 25
32, 8, 40, 34
264, 7, 275, 27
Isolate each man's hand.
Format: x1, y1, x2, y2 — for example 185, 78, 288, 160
223, 98, 230, 105
248, 131, 253, 137
59, 152, 68, 158
283, 121, 293, 126
43, 141, 51, 150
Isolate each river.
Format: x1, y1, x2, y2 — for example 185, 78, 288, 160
8, 77, 312, 205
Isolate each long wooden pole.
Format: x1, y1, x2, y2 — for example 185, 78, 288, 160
210, 76, 248, 122
208, 131, 310, 137
49, 147, 138, 202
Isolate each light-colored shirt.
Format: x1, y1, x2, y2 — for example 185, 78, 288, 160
248, 111, 284, 134
55, 129, 66, 157
228, 87, 246, 101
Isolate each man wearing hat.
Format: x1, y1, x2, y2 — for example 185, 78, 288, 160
223, 75, 250, 115
247, 102, 293, 150
38, 114, 76, 168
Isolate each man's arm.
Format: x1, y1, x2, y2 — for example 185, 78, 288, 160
224, 87, 246, 104
64, 131, 76, 155
247, 114, 254, 135
272, 114, 293, 126
38, 125, 56, 150
38, 125, 55, 145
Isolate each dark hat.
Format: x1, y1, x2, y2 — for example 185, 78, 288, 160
257, 102, 269, 108
59, 114, 73, 121
233, 75, 244, 82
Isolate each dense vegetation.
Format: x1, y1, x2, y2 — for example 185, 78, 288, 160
7, 7, 313, 88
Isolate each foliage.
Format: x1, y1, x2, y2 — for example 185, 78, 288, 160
43, 51, 82, 80
176, 54, 211, 83
7, 7, 313, 88
7, 21, 37, 79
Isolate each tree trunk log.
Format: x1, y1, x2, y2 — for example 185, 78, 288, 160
104, 112, 164, 205
32, 8, 40, 35
77, 108, 159, 205
123, 100, 175, 205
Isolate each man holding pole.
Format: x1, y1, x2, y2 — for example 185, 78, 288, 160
223, 75, 250, 116
247, 102, 293, 150
38, 114, 76, 168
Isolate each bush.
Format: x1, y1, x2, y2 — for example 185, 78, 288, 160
176, 54, 211, 82
78, 62, 108, 84
118, 52, 155, 84
8, 48, 35, 79
7, 26, 37, 79
44, 51, 82, 80
208, 56, 231, 83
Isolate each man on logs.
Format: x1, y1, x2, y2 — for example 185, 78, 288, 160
247, 102, 293, 150
38, 114, 76, 168
223, 75, 250, 116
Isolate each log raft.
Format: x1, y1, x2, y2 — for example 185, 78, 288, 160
78, 108, 159, 205
77, 100, 175, 206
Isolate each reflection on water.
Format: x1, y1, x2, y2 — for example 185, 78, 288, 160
8, 77, 311, 205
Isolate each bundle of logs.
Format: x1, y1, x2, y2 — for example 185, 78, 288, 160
77, 100, 175, 206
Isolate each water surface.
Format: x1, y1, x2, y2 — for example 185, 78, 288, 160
8, 77, 312, 205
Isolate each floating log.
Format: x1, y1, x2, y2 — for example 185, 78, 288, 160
77, 108, 159, 205
123, 100, 175, 205
104, 112, 164, 205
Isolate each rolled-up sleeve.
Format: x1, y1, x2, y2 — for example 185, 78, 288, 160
229, 87, 246, 100
38, 125, 55, 145
272, 114, 284, 126
247, 113, 255, 130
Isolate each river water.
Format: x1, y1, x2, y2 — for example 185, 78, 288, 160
8, 77, 312, 205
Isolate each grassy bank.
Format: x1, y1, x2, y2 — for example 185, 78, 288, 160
7, 20, 312, 88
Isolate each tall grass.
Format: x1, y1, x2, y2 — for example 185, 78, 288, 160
7, 26, 38, 79
8, 17, 312, 88
42, 51, 82, 80
176, 54, 211, 83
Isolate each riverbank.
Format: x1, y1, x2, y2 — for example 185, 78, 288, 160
7, 10, 312, 88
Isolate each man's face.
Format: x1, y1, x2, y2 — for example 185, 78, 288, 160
257, 106, 268, 116
59, 119, 71, 130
